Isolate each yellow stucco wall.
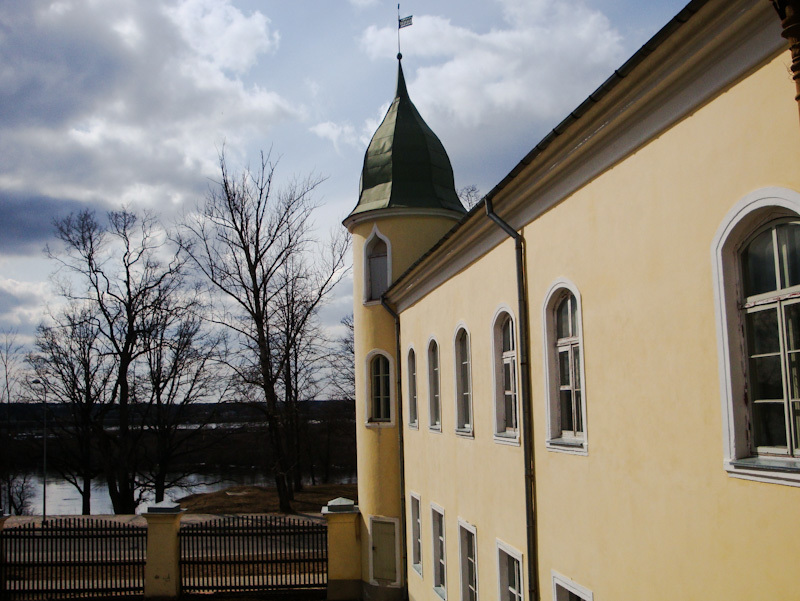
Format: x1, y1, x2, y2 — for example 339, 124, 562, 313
350, 213, 461, 590
393, 51, 800, 601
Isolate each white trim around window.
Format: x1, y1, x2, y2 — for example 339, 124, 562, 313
552, 570, 593, 601
363, 224, 392, 305
458, 519, 478, 601
365, 349, 395, 428
491, 305, 520, 445
453, 323, 474, 437
368, 515, 402, 588
407, 345, 419, 429
712, 187, 800, 486
542, 278, 588, 455
496, 539, 523, 601
431, 503, 447, 599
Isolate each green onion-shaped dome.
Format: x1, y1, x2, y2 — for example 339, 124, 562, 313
349, 57, 465, 218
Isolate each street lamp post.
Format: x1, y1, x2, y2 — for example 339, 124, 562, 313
31, 378, 47, 524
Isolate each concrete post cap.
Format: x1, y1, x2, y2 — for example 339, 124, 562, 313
322, 497, 359, 514
146, 500, 182, 513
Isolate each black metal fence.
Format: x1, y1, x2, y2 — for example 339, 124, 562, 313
0, 517, 147, 600
180, 514, 327, 595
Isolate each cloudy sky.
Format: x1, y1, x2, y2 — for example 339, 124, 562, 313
0, 0, 688, 343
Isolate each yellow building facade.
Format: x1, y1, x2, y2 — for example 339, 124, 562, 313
344, 1, 800, 599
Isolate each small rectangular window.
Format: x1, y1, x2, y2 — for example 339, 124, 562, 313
497, 543, 522, 601
411, 494, 422, 575
459, 521, 477, 601
456, 329, 472, 433
409, 349, 418, 427
429, 341, 441, 430
432, 505, 446, 598
552, 571, 593, 601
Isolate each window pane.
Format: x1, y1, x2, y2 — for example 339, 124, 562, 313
556, 296, 570, 339
559, 350, 570, 386
788, 352, 800, 400
560, 390, 573, 431
746, 309, 780, 355
369, 255, 388, 299
753, 401, 788, 448
502, 318, 514, 352
784, 303, 800, 352
574, 390, 583, 433
778, 223, 800, 289
743, 228, 777, 296
749, 355, 784, 400
573, 346, 581, 390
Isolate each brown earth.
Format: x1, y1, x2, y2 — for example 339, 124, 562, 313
177, 483, 358, 515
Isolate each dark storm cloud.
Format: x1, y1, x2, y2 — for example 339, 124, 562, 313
0, 193, 108, 256
0, 0, 129, 129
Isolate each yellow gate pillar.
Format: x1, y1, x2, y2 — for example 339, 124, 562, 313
323, 498, 362, 600
144, 502, 183, 598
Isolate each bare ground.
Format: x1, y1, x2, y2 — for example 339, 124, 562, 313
177, 483, 358, 515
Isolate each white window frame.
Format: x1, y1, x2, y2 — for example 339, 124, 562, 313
365, 349, 395, 428
428, 338, 442, 432
496, 539, 523, 601
410, 492, 423, 576
491, 307, 520, 444
453, 324, 474, 436
408, 346, 419, 429
458, 519, 478, 601
363, 225, 391, 305
542, 279, 588, 455
712, 187, 800, 486
551, 570, 593, 601
368, 515, 402, 588
431, 503, 447, 599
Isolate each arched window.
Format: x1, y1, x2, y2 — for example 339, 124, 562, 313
712, 187, 800, 485
370, 354, 391, 422
365, 233, 389, 301
740, 221, 800, 455
408, 348, 418, 427
493, 312, 518, 438
428, 340, 441, 430
454, 327, 472, 433
543, 281, 587, 453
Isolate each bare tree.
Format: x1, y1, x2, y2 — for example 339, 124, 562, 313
178, 150, 349, 512
28, 305, 112, 514
327, 314, 355, 402
136, 293, 228, 503
0, 328, 28, 514
49, 209, 187, 514
458, 184, 482, 210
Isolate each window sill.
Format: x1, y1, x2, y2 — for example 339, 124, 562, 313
429, 425, 443, 434
365, 419, 395, 429
408, 422, 419, 430
546, 437, 587, 455
725, 456, 800, 487
493, 432, 520, 446
412, 563, 422, 578
363, 299, 383, 307
455, 428, 474, 439
434, 585, 447, 600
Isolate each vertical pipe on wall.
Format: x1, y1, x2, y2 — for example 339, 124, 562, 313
485, 197, 539, 600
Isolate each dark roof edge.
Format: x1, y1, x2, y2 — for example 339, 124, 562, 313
385, 0, 711, 297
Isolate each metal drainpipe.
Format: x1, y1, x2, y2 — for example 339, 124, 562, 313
485, 197, 539, 600
381, 296, 409, 599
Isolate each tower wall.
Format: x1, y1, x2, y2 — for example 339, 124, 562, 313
349, 213, 460, 598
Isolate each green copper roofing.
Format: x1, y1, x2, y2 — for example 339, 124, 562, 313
350, 57, 465, 218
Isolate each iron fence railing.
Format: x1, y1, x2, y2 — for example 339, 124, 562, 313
0, 517, 147, 600
180, 514, 327, 595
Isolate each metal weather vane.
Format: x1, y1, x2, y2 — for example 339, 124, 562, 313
397, 4, 412, 56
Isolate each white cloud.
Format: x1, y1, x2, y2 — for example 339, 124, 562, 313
310, 121, 357, 153
0, 0, 302, 211
359, 0, 624, 128
348, 0, 378, 7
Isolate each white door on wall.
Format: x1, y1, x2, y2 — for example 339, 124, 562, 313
372, 519, 397, 583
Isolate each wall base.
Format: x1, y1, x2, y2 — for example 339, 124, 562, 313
327, 579, 362, 600
361, 582, 404, 601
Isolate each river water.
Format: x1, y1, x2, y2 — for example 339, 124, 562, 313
22, 469, 279, 515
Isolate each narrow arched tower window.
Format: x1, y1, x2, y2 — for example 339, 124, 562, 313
370, 354, 391, 422
366, 236, 389, 301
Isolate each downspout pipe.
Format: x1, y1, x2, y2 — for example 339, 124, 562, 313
485, 197, 539, 600
381, 296, 409, 599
